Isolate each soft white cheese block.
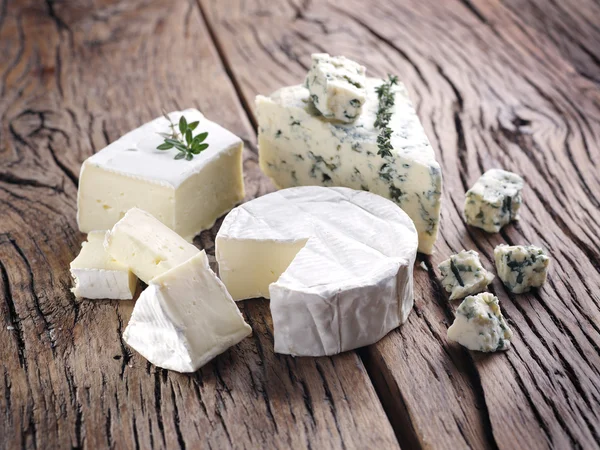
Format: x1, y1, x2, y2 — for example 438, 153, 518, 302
438, 250, 494, 300
216, 186, 418, 357
123, 251, 252, 372
305, 53, 367, 122
464, 169, 524, 233
77, 109, 244, 241
447, 293, 513, 352
494, 244, 550, 293
104, 208, 199, 283
256, 78, 442, 254
70, 231, 137, 300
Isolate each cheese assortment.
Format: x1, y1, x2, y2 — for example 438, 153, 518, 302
70, 231, 137, 300
464, 169, 524, 233
77, 109, 244, 241
494, 244, 550, 293
447, 293, 513, 352
216, 186, 418, 356
305, 53, 367, 122
438, 250, 494, 300
66, 54, 558, 372
123, 252, 252, 373
255, 76, 442, 254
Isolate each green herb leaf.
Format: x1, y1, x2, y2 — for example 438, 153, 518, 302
195, 132, 208, 143
375, 74, 398, 158
156, 113, 210, 160
179, 116, 187, 135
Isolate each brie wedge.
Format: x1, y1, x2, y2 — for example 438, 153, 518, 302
70, 231, 137, 299
77, 109, 244, 241
104, 208, 199, 283
216, 186, 418, 357
124, 251, 252, 372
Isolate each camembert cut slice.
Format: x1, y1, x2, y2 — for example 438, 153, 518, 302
124, 251, 252, 372
104, 208, 199, 283
256, 78, 442, 254
77, 109, 244, 241
216, 186, 418, 357
70, 231, 137, 300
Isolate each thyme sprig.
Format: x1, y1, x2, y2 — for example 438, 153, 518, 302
375, 74, 398, 158
157, 112, 209, 161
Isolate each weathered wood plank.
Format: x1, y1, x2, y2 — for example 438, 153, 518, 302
198, 0, 600, 448
0, 1, 399, 448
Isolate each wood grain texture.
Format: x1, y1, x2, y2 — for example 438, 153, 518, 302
0, 1, 399, 449
198, 0, 600, 449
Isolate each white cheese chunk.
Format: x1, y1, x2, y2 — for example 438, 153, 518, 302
104, 208, 199, 283
77, 109, 244, 241
256, 78, 442, 254
70, 231, 137, 300
216, 186, 418, 357
305, 53, 367, 122
123, 251, 252, 372
464, 169, 524, 233
438, 250, 494, 300
447, 293, 513, 352
494, 244, 550, 293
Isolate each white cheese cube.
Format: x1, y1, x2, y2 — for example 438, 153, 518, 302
77, 109, 244, 241
447, 293, 513, 352
123, 251, 252, 372
104, 208, 199, 283
494, 244, 550, 293
464, 169, 524, 233
70, 231, 137, 300
305, 53, 367, 122
256, 78, 442, 254
216, 186, 418, 357
438, 250, 494, 300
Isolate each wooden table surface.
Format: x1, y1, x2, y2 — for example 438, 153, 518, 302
1, 0, 599, 448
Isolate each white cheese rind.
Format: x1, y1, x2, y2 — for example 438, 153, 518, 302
256, 78, 442, 254
494, 244, 550, 293
305, 53, 367, 123
123, 251, 252, 373
438, 250, 494, 300
70, 231, 137, 300
464, 169, 524, 233
77, 109, 244, 241
216, 186, 418, 357
447, 293, 513, 352
104, 208, 199, 283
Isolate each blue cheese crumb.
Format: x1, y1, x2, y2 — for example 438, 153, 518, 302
494, 244, 550, 293
464, 169, 524, 233
305, 53, 367, 123
438, 250, 494, 300
447, 293, 513, 352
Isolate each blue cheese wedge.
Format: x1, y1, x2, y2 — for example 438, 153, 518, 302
494, 244, 550, 293
77, 109, 244, 241
256, 78, 442, 254
464, 169, 524, 233
447, 293, 513, 352
305, 53, 366, 122
123, 251, 252, 372
70, 231, 137, 300
438, 250, 494, 300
